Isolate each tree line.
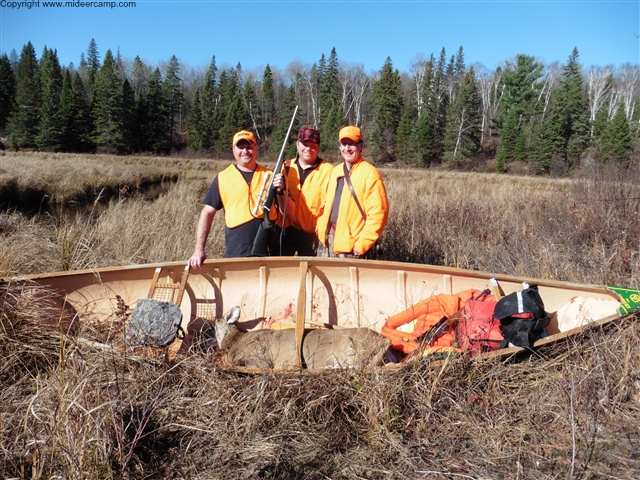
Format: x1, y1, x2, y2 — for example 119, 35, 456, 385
0, 40, 638, 173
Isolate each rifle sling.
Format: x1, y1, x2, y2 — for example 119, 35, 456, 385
343, 163, 366, 221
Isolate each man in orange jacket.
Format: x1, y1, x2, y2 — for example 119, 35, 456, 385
276, 127, 333, 256
316, 126, 389, 258
188, 130, 286, 265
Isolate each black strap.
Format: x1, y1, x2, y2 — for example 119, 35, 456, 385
343, 163, 366, 221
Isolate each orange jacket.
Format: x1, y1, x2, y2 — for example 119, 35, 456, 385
281, 158, 333, 233
381, 289, 495, 354
218, 164, 276, 228
316, 159, 389, 255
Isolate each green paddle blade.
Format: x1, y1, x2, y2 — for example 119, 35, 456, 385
608, 286, 640, 315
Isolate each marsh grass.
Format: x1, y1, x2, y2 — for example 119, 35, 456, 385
1, 153, 640, 479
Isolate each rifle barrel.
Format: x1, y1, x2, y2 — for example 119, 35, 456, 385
250, 105, 299, 256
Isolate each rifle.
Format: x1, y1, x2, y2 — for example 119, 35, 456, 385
250, 105, 299, 256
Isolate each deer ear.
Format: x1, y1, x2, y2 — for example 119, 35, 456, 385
223, 306, 241, 324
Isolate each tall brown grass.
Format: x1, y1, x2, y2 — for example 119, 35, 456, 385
1, 153, 639, 479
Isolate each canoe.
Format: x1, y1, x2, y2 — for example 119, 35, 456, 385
4, 257, 639, 368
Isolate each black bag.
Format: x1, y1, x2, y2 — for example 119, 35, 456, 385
494, 284, 550, 349
125, 298, 184, 348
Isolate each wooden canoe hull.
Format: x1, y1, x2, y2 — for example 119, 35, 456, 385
6, 257, 638, 363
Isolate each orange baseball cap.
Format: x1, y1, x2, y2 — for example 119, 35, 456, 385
339, 126, 362, 143
232, 130, 257, 146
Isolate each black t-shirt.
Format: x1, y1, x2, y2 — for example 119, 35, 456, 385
295, 157, 323, 187
202, 167, 262, 258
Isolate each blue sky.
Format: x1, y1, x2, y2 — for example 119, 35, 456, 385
1, 0, 638, 75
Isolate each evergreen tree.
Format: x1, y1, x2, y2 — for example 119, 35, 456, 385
322, 104, 345, 152
131, 55, 150, 98
394, 104, 416, 163
35, 47, 63, 151
86, 38, 100, 96
591, 106, 608, 139
143, 68, 168, 153
319, 47, 340, 125
413, 108, 435, 166
0, 53, 17, 133
431, 48, 450, 163
547, 48, 589, 170
10, 42, 40, 148
59, 70, 92, 152
187, 86, 204, 151
260, 65, 276, 137
412, 55, 436, 165
200, 56, 219, 150
217, 70, 235, 108
92, 49, 123, 152
494, 54, 544, 169
219, 94, 248, 150
370, 57, 404, 162
120, 78, 136, 153
442, 66, 481, 167
214, 65, 244, 151
317, 54, 327, 90
164, 55, 183, 151
599, 103, 632, 165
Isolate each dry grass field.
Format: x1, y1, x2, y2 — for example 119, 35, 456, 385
1, 152, 640, 479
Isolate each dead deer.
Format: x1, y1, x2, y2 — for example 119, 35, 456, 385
214, 307, 390, 370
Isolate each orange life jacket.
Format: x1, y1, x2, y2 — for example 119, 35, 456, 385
381, 289, 495, 354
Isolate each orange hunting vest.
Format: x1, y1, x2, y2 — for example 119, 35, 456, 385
218, 164, 276, 228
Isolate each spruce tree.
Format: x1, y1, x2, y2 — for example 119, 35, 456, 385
35, 47, 63, 151
59, 70, 75, 151
86, 38, 100, 96
59, 71, 93, 152
494, 54, 544, 169
319, 48, 340, 125
260, 65, 276, 137
214, 66, 244, 151
72, 72, 94, 151
394, 104, 416, 163
219, 94, 248, 150
11, 42, 40, 148
92, 49, 123, 152
431, 48, 450, 163
131, 56, 150, 98
164, 55, 183, 151
599, 103, 632, 165
442, 66, 481, 168
413, 108, 435, 166
187, 86, 204, 151
529, 49, 589, 174
121, 78, 136, 153
370, 57, 403, 162
0, 53, 16, 134
322, 104, 345, 152
201, 56, 219, 150
144, 68, 168, 153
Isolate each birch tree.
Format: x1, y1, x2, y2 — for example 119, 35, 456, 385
586, 65, 613, 136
